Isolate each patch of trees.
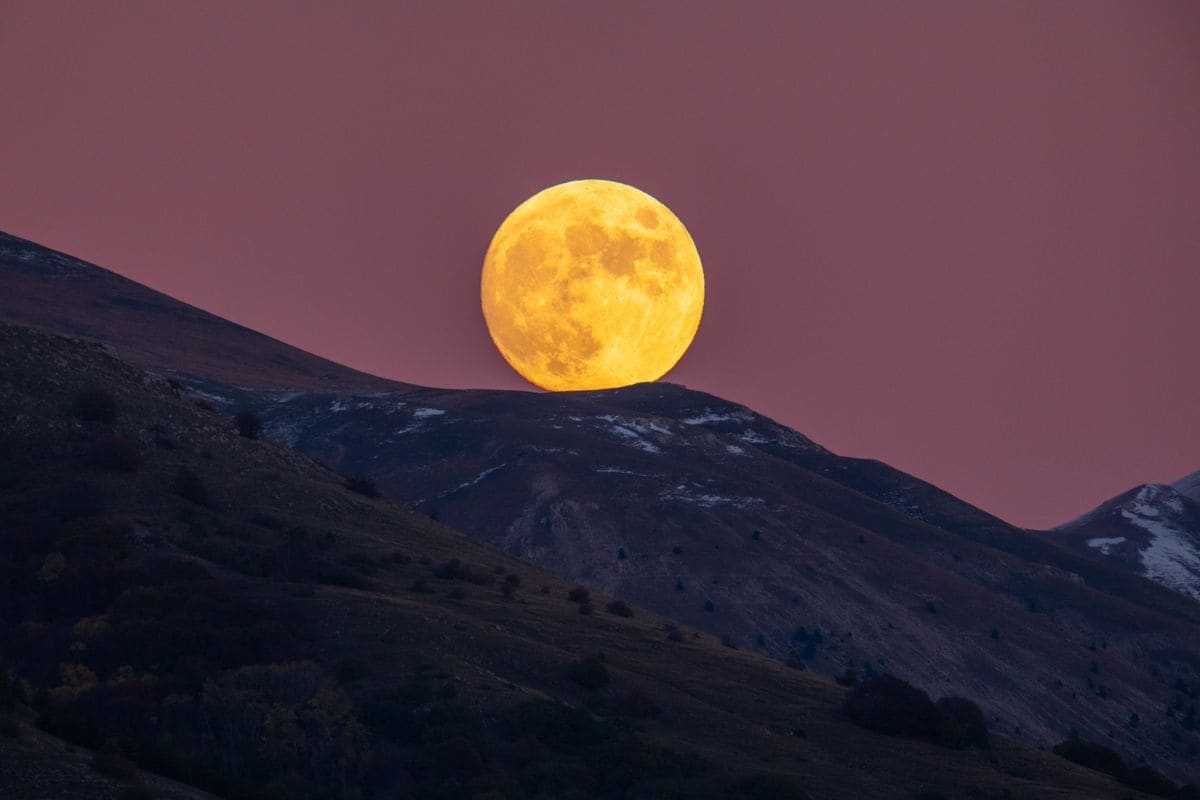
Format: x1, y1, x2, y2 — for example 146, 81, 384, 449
842, 674, 988, 749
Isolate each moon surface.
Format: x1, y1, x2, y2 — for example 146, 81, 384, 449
481, 179, 704, 392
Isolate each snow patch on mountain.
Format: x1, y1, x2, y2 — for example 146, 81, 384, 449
1087, 537, 1126, 555
608, 424, 661, 454
1120, 486, 1200, 599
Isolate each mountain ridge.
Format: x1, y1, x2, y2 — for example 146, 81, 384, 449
3, 229, 1200, 786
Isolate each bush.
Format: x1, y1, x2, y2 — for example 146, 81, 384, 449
567, 587, 590, 604
934, 696, 989, 749
433, 559, 494, 586
84, 437, 141, 472
842, 674, 939, 738
345, 476, 381, 498
606, 601, 634, 618
579, 603, 593, 616
171, 467, 210, 506
233, 410, 263, 439
567, 654, 609, 690
73, 388, 117, 422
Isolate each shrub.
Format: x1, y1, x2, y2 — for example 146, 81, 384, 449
606, 601, 634, 618
433, 559, 494, 586
579, 603, 593, 615
172, 467, 209, 506
73, 388, 117, 422
567, 654, 609, 690
617, 547, 627, 560
842, 674, 939, 738
84, 437, 141, 472
344, 476, 381, 498
934, 697, 989, 749
721, 635, 738, 649
703, 600, 714, 613
567, 587, 590, 604
233, 409, 263, 439
665, 624, 684, 642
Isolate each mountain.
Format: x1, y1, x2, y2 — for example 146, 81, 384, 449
1048, 480, 1200, 601
0, 231, 402, 392
4, 228, 1200, 789
0, 319, 1153, 800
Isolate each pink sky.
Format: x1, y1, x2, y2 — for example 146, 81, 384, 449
2, 1, 1198, 528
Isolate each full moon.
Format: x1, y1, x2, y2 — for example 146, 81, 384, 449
481, 179, 704, 392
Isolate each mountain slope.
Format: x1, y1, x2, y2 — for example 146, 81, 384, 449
0, 230, 403, 392
3, 229, 1200, 786
1049, 481, 1200, 601
1174, 470, 1200, 504
0, 320, 1155, 800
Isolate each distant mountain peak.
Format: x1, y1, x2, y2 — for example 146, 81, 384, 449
1053, 481, 1200, 600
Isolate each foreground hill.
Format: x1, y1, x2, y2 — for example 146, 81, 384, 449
1048, 478, 1200, 601
0, 320, 1155, 799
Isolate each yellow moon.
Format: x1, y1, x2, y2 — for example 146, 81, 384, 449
481, 179, 704, 392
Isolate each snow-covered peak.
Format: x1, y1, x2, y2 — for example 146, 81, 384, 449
1117, 484, 1200, 600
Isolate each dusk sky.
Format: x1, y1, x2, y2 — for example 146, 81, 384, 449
2, 1, 1198, 529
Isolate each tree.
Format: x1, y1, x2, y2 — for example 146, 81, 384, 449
934, 697, 988, 749
842, 674, 939, 738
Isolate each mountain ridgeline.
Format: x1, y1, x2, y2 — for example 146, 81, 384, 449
3, 228, 1200, 796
